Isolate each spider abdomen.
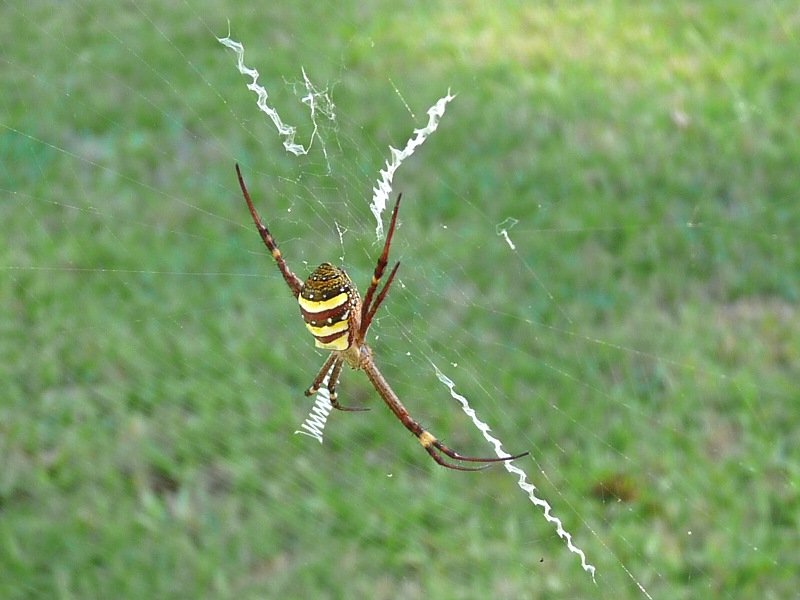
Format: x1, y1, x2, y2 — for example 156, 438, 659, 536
298, 262, 359, 351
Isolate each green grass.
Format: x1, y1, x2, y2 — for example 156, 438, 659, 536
2, 1, 799, 598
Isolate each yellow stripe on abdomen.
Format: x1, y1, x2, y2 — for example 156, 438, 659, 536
305, 318, 349, 338
298, 291, 349, 314
313, 334, 350, 351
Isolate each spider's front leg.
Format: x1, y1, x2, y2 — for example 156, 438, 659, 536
359, 350, 528, 471
304, 352, 369, 412
304, 353, 336, 397
423, 434, 529, 471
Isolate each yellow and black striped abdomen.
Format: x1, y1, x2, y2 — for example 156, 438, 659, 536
298, 262, 358, 351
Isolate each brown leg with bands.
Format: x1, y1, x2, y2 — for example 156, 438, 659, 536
305, 353, 337, 397
328, 357, 369, 412
361, 356, 528, 470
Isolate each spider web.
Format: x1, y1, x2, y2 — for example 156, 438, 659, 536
2, 2, 799, 599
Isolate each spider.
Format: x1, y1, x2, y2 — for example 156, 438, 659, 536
236, 164, 528, 471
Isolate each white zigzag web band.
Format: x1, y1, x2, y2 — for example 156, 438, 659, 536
430, 361, 597, 580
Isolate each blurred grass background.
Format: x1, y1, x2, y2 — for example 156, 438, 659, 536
2, 1, 799, 598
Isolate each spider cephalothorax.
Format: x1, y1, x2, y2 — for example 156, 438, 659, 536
236, 163, 528, 470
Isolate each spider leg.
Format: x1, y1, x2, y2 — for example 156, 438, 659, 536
430, 437, 529, 467
305, 353, 369, 412
360, 194, 402, 334
361, 357, 528, 471
424, 444, 492, 471
236, 164, 304, 298
363, 261, 400, 334
304, 352, 337, 397
327, 356, 369, 412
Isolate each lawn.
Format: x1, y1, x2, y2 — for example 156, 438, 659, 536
2, 1, 799, 598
